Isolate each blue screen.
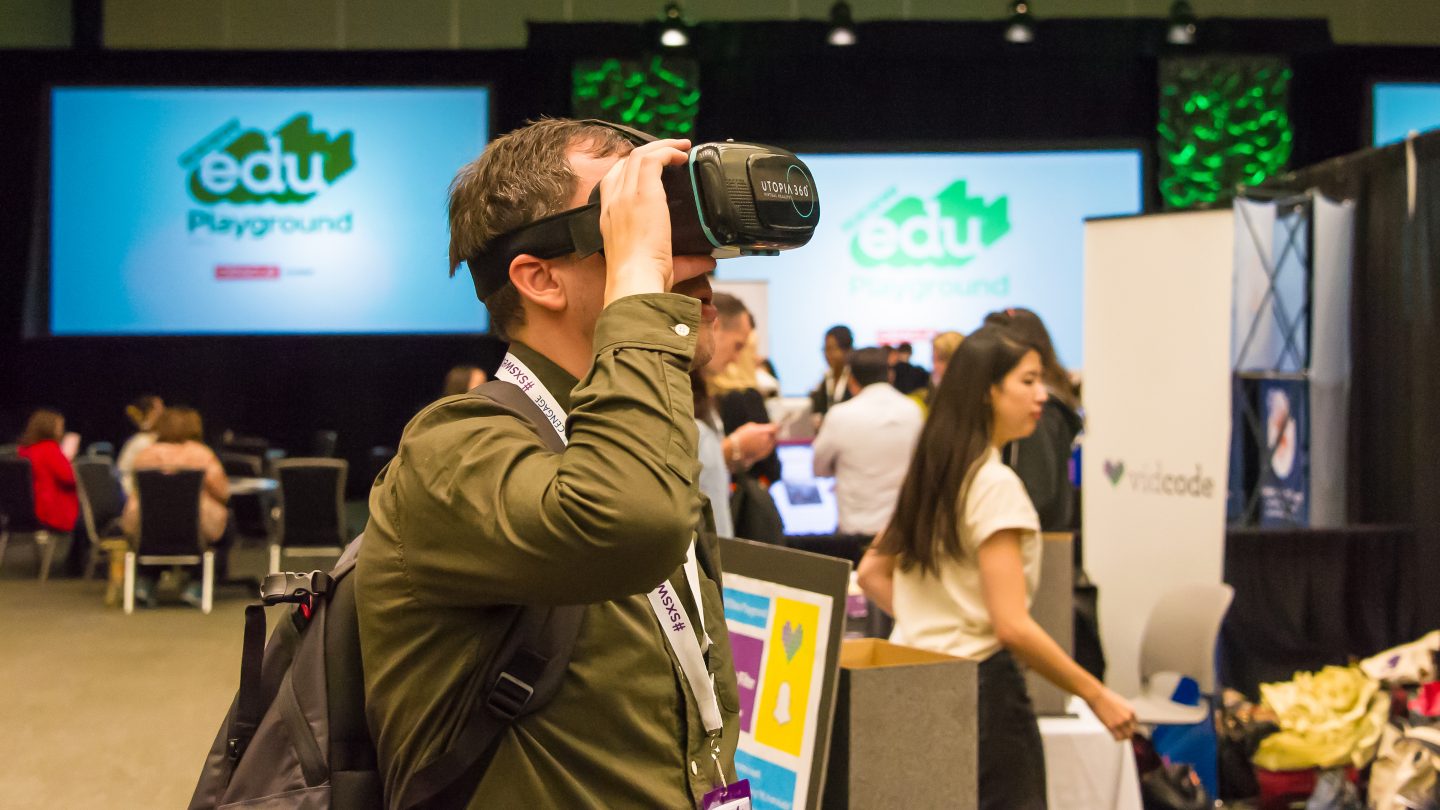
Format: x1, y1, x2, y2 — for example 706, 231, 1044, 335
1374, 83, 1440, 146
49, 87, 490, 335
715, 150, 1143, 394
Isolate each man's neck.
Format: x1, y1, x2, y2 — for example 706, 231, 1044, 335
511, 323, 591, 381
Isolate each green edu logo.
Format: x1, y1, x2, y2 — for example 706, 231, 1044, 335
182, 114, 356, 239
184, 114, 355, 204
848, 181, 1010, 268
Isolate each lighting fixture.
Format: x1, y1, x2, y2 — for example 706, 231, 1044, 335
828, 2, 856, 46
1167, 0, 1197, 45
1005, 0, 1035, 44
660, 2, 689, 48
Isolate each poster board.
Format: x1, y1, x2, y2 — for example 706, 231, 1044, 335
721, 538, 851, 810
1082, 209, 1233, 696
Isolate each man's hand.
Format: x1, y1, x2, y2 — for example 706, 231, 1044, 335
727, 422, 778, 469
598, 138, 692, 307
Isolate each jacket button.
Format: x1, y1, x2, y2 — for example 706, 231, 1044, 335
690, 760, 699, 776
674, 324, 691, 337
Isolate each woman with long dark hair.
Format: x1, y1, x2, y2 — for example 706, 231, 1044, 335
857, 326, 1134, 809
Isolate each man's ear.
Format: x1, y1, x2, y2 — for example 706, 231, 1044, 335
508, 254, 567, 313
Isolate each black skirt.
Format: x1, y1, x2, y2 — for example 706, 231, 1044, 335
977, 650, 1048, 810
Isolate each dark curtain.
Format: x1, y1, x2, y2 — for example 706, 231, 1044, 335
1262, 130, 1440, 645
1222, 526, 1416, 697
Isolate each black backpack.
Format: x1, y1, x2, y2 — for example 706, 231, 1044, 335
190, 381, 584, 810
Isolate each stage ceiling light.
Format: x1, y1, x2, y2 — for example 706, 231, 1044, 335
827, 1, 857, 46
1167, 0, 1198, 45
660, 2, 689, 48
1005, 0, 1036, 44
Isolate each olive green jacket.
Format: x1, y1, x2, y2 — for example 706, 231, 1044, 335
356, 294, 740, 808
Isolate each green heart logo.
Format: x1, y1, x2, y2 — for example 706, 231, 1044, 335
781, 621, 804, 661
1104, 460, 1125, 486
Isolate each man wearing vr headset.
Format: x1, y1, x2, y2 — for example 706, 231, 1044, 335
356, 119, 742, 807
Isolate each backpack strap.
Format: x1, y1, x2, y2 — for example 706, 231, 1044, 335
227, 603, 269, 765
396, 378, 585, 810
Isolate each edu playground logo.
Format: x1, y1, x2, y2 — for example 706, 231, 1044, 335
1104, 459, 1218, 499
845, 180, 1010, 268
180, 113, 356, 239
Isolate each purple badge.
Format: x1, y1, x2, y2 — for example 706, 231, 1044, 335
700, 779, 752, 810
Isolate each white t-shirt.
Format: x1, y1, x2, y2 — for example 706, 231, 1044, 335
890, 446, 1042, 661
116, 430, 157, 498
812, 383, 924, 535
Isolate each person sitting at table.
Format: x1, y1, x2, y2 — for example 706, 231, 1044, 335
442, 365, 487, 396
121, 407, 230, 605
17, 408, 79, 535
857, 326, 1135, 810
117, 394, 164, 499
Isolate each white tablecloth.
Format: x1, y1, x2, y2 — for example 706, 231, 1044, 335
228, 476, 278, 495
1039, 697, 1143, 810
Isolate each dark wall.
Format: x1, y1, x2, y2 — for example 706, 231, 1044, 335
2, 21, 1438, 498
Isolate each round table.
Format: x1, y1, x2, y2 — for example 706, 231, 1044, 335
228, 476, 278, 495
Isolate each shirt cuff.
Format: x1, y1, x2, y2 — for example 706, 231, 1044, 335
593, 293, 702, 359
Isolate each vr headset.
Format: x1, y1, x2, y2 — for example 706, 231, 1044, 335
466, 120, 820, 301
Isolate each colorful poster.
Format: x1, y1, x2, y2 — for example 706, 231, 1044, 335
723, 574, 835, 810
1258, 379, 1309, 527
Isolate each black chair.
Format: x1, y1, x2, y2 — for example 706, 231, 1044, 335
126, 468, 213, 614
0, 457, 62, 581
311, 430, 339, 459
84, 441, 116, 461
270, 458, 347, 573
74, 459, 127, 580
222, 436, 270, 461
219, 452, 263, 478
220, 452, 271, 541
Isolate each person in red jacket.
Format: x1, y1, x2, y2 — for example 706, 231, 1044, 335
17, 409, 79, 533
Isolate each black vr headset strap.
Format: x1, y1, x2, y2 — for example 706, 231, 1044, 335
467, 204, 604, 302
575, 119, 658, 145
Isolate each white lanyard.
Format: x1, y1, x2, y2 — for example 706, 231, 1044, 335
494, 352, 724, 735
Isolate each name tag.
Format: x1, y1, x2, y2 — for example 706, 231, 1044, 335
701, 779, 751, 810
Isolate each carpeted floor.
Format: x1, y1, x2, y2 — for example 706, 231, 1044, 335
0, 543, 309, 808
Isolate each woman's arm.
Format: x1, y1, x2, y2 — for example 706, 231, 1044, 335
201, 449, 230, 504
856, 547, 897, 616
977, 529, 1136, 740
46, 443, 77, 488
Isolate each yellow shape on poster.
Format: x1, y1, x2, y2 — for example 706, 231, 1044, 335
754, 597, 820, 756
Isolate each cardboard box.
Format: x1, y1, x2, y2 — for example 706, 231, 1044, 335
822, 639, 977, 809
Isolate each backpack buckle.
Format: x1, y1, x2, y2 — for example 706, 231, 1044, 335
486, 672, 536, 721
260, 570, 333, 607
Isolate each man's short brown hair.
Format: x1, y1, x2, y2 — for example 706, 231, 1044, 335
447, 118, 634, 340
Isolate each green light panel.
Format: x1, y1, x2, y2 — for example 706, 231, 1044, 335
573, 56, 700, 138
1158, 57, 1293, 209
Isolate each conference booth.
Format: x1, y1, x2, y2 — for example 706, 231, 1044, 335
3, 14, 1440, 809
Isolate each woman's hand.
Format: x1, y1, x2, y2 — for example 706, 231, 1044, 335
1085, 686, 1139, 741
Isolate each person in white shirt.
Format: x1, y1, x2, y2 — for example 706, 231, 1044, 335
116, 394, 164, 499
857, 325, 1135, 810
812, 347, 923, 536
